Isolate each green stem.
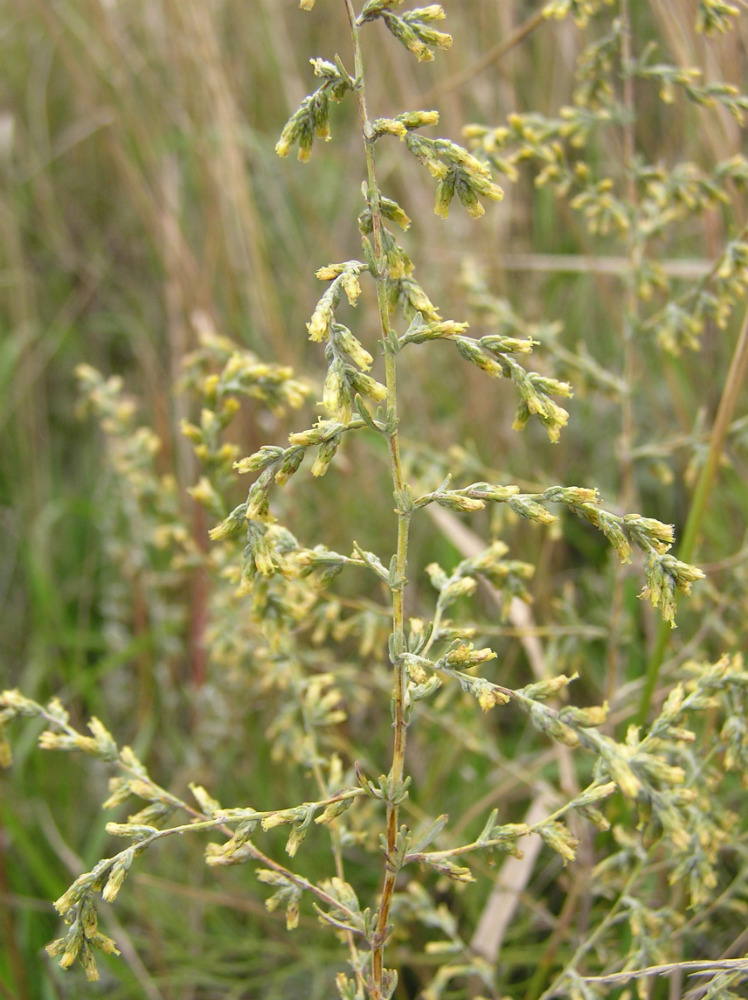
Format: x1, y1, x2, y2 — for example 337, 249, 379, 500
638, 300, 748, 722
345, 3, 411, 995
0, 812, 32, 1000
537, 861, 644, 1000
302, 680, 364, 989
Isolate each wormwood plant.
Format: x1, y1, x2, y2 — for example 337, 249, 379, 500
3, 2, 748, 998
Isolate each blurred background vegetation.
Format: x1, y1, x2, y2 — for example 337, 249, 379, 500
1, 1, 747, 998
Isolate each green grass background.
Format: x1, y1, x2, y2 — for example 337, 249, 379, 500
1, 2, 747, 998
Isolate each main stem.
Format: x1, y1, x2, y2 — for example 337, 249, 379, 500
345, 3, 411, 996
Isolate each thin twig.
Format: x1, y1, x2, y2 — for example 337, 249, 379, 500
581, 958, 748, 986
421, 9, 548, 102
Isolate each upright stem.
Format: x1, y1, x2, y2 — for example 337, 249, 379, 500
303, 689, 363, 990
638, 300, 748, 723
345, 3, 411, 996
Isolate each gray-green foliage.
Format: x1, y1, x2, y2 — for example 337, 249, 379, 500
3, 2, 748, 998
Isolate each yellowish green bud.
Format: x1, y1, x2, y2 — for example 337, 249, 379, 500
539, 821, 578, 864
